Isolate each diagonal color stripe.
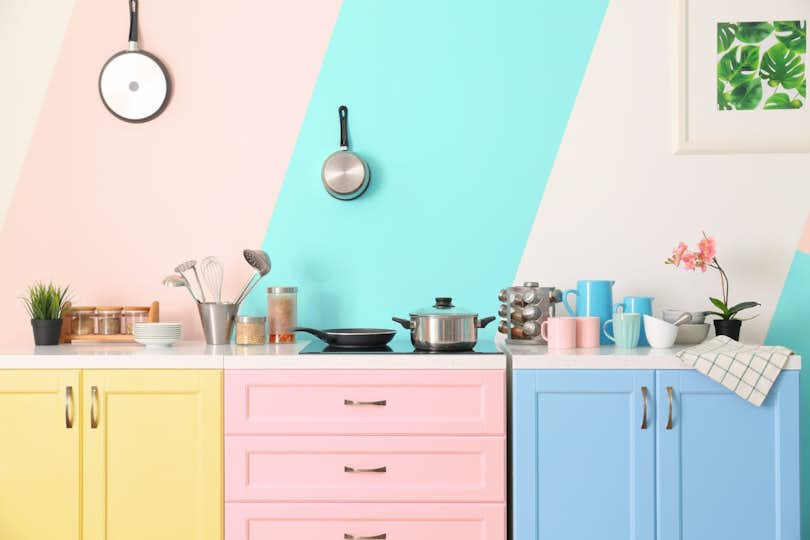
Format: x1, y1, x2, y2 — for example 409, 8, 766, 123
765, 249, 810, 539
0, 0, 75, 231
245, 0, 609, 333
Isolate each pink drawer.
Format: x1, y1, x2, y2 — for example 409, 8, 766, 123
225, 502, 505, 540
225, 370, 504, 436
225, 435, 505, 502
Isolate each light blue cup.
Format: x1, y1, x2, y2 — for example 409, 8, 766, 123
614, 296, 653, 346
603, 312, 641, 349
562, 280, 615, 345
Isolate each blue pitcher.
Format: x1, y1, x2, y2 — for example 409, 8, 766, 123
562, 280, 615, 345
614, 296, 654, 346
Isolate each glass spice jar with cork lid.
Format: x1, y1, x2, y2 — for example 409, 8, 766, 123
122, 306, 150, 334
235, 316, 266, 345
95, 307, 123, 335
69, 306, 96, 336
267, 287, 297, 343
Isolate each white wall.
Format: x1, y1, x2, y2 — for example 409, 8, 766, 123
0, 0, 75, 227
516, 0, 809, 342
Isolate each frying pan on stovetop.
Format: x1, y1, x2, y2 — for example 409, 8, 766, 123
99, 0, 171, 123
292, 327, 396, 348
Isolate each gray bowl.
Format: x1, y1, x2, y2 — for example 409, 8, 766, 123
675, 323, 710, 345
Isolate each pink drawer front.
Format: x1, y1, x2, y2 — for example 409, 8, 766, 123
224, 370, 504, 436
226, 502, 505, 540
225, 435, 505, 502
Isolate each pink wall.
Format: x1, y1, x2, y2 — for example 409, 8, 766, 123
0, 0, 340, 343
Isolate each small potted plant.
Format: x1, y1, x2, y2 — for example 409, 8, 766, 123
20, 282, 72, 345
666, 233, 759, 341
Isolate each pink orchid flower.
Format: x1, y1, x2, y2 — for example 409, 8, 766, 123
698, 236, 716, 261
681, 252, 696, 270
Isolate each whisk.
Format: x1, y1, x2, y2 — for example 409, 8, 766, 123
234, 249, 271, 305
199, 256, 224, 303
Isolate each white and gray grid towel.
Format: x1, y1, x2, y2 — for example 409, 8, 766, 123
676, 336, 793, 406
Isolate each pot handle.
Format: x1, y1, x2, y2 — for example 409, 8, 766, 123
339, 105, 349, 149
478, 316, 496, 328
291, 327, 331, 342
392, 317, 412, 329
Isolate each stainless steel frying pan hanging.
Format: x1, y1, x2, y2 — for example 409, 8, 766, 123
321, 106, 370, 200
99, 0, 170, 123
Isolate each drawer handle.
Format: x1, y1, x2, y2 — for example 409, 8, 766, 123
345, 534, 386, 540
344, 399, 387, 406
344, 466, 387, 473
666, 386, 674, 430
65, 386, 74, 429
640, 386, 648, 430
90, 386, 99, 429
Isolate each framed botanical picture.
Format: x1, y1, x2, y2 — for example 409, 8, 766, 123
675, 0, 809, 153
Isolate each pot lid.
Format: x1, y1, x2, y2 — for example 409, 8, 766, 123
410, 297, 478, 317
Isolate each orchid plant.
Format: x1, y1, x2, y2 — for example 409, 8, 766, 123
665, 232, 760, 320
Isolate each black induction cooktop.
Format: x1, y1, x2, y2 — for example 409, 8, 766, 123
301, 340, 502, 354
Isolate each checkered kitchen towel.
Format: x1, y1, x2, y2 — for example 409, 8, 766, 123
676, 336, 793, 406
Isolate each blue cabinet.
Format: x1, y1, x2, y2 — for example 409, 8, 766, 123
513, 370, 655, 540
656, 370, 800, 540
513, 369, 800, 540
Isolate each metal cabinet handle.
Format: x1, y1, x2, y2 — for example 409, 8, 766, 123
344, 399, 386, 406
345, 534, 386, 540
65, 386, 74, 429
344, 466, 387, 473
640, 386, 649, 430
666, 386, 674, 430
90, 386, 99, 429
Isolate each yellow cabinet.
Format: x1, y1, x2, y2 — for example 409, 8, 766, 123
0, 369, 222, 540
0, 370, 81, 540
83, 370, 223, 540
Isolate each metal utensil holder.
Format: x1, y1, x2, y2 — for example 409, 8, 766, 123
497, 282, 562, 345
197, 302, 239, 345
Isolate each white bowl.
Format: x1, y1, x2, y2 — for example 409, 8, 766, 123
675, 323, 711, 345
134, 336, 180, 348
643, 315, 678, 349
662, 310, 706, 324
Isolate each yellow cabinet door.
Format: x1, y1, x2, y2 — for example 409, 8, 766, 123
83, 370, 222, 540
0, 370, 81, 540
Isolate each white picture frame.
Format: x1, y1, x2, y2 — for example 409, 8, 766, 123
675, 0, 809, 154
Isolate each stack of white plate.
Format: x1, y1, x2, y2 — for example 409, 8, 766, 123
133, 323, 182, 347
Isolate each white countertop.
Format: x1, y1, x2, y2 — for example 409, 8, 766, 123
0, 341, 507, 370
506, 343, 802, 370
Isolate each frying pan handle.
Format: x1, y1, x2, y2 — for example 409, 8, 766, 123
291, 327, 331, 342
339, 105, 349, 149
392, 317, 412, 329
478, 316, 496, 328
128, 0, 138, 43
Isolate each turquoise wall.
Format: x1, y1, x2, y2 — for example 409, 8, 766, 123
766, 249, 810, 536
244, 0, 609, 332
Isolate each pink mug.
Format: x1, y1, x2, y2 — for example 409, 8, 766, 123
575, 316, 600, 348
540, 317, 577, 349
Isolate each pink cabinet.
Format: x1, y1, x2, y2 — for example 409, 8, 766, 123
226, 435, 504, 502
226, 502, 505, 540
224, 369, 506, 540
225, 370, 504, 435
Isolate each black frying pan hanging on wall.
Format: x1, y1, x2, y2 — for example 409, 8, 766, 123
99, 0, 170, 123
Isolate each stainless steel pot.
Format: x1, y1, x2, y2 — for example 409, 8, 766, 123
393, 297, 495, 351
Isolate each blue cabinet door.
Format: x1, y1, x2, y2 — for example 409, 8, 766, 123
656, 370, 800, 540
513, 370, 655, 540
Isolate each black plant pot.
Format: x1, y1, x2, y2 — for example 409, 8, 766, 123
713, 319, 741, 341
31, 319, 63, 346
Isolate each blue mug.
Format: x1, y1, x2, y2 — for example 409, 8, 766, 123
562, 280, 615, 345
603, 312, 641, 349
614, 296, 654, 346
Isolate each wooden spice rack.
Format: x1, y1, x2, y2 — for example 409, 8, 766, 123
60, 301, 159, 344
